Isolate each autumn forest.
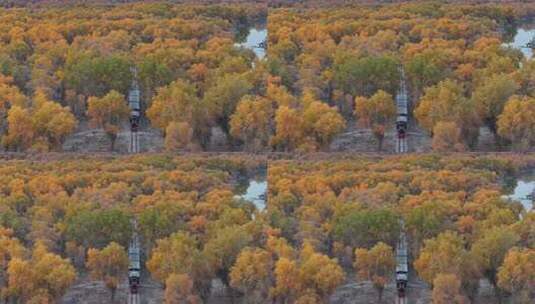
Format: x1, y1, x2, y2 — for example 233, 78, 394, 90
0, 1, 534, 304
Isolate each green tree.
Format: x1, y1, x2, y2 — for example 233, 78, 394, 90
203, 73, 252, 132
471, 227, 519, 299
332, 208, 400, 249
65, 209, 132, 250
472, 73, 517, 137
64, 53, 132, 98
138, 57, 173, 108
405, 200, 454, 251
203, 225, 252, 286
333, 55, 400, 97
405, 53, 448, 99
138, 202, 187, 249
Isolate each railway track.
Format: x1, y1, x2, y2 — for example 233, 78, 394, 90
128, 293, 140, 304
127, 219, 141, 304
395, 219, 409, 304
396, 137, 408, 153
395, 296, 408, 304
129, 131, 140, 153
395, 67, 409, 154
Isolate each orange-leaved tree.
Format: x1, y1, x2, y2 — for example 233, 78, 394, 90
87, 90, 129, 151
354, 242, 395, 302
497, 95, 535, 151
432, 273, 468, 304
164, 273, 201, 304
86, 242, 128, 302
497, 247, 534, 303
355, 90, 396, 151
229, 95, 274, 152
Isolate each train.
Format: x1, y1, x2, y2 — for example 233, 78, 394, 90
396, 244, 408, 297
396, 68, 409, 140
396, 223, 409, 298
128, 230, 141, 294
128, 241, 140, 293
128, 68, 141, 133
396, 115, 408, 139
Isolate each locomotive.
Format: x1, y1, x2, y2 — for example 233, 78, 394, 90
128, 68, 141, 133
396, 223, 409, 298
396, 242, 408, 297
396, 67, 409, 140
128, 233, 141, 294
396, 114, 408, 139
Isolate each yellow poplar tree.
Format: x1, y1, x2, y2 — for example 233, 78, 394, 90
354, 242, 396, 302
86, 242, 128, 302
355, 90, 396, 151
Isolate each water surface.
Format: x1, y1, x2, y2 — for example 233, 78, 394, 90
504, 26, 535, 59
238, 179, 267, 210
504, 170, 534, 211
235, 28, 267, 60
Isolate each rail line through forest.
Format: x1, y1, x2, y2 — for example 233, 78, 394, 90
395, 68, 410, 304
127, 219, 141, 304
128, 293, 140, 304
129, 131, 139, 154
395, 219, 409, 304
128, 67, 141, 154
395, 67, 409, 154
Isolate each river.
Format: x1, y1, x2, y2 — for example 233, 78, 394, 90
503, 21, 535, 59
238, 179, 267, 210
234, 27, 267, 60
504, 169, 535, 211
234, 168, 267, 211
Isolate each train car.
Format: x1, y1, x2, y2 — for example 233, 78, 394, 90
128, 69, 141, 132
396, 67, 409, 140
396, 115, 408, 139
396, 247, 408, 297
128, 239, 141, 294
396, 223, 409, 298
128, 268, 140, 294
